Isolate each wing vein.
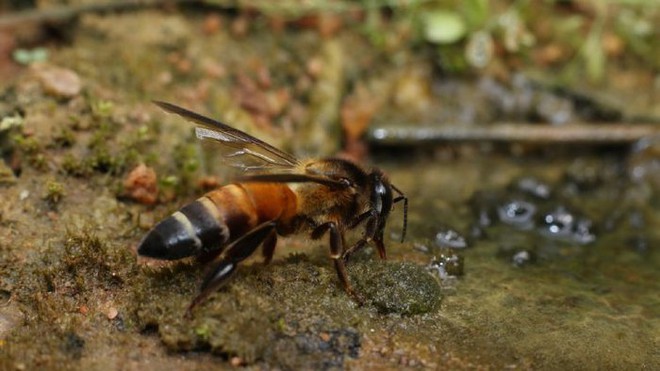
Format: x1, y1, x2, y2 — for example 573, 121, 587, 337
155, 101, 300, 171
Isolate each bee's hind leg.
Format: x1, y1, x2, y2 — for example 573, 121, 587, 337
186, 221, 277, 317
261, 230, 278, 265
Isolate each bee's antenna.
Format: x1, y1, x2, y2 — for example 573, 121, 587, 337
392, 184, 408, 242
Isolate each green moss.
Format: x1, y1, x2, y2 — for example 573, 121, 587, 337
131, 255, 367, 366
53, 127, 76, 147
351, 261, 442, 315
60, 141, 137, 177
61, 153, 92, 177
8, 228, 132, 322
171, 140, 201, 196
2, 324, 88, 368
50, 230, 131, 296
11, 133, 47, 169
43, 179, 65, 205
12, 133, 41, 154
87, 145, 122, 174
130, 252, 440, 365
91, 99, 115, 119
132, 262, 278, 361
0, 160, 16, 185
1, 226, 139, 368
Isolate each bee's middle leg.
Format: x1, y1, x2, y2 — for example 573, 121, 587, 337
312, 222, 365, 305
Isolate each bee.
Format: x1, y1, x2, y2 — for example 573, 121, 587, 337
138, 101, 408, 313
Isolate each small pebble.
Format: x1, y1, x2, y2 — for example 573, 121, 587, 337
202, 14, 223, 35
19, 190, 29, 200
306, 57, 324, 78
230, 356, 243, 367
106, 307, 118, 320
124, 164, 158, 205
33, 64, 82, 98
511, 250, 535, 267
231, 15, 249, 37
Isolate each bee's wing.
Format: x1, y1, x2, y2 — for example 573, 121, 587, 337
154, 101, 300, 171
236, 173, 348, 189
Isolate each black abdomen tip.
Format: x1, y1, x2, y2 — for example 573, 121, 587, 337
137, 215, 200, 260
137, 228, 166, 257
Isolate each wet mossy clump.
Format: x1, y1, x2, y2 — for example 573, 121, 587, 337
1, 228, 138, 369
54, 231, 131, 292
133, 263, 279, 363
12, 229, 134, 308
132, 256, 364, 367
351, 261, 442, 315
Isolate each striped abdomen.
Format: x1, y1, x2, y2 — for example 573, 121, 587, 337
137, 183, 298, 260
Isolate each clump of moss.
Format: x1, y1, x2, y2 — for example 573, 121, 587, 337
43, 179, 65, 205
132, 263, 280, 362
12, 133, 47, 169
61, 153, 92, 177
351, 261, 442, 315
2, 324, 88, 369
132, 252, 440, 366
90, 99, 114, 120
87, 144, 126, 175
0, 160, 16, 185
60, 144, 137, 178
48, 230, 130, 295
132, 263, 199, 324
52, 127, 76, 147
18, 228, 134, 319
12, 133, 40, 154
171, 141, 201, 196
2, 227, 138, 369
132, 255, 364, 367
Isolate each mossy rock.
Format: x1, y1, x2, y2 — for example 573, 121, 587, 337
351, 261, 442, 315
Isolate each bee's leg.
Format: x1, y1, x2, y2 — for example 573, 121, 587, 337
344, 210, 386, 261
312, 222, 365, 305
348, 210, 373, 229
373, 235, 386, 260
261, 230, 278, 265
186, 221, 277, 317
195, 248, 224, 265
342, 211, 374, 261
342, 239, 368, 261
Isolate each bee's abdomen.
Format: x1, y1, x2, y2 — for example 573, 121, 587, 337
137, 183, 296, 261
137, 196, 232, 260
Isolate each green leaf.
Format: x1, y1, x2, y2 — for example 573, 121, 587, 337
423, 10, 467, 44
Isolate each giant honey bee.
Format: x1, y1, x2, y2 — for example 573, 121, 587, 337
138, 101, 408, 313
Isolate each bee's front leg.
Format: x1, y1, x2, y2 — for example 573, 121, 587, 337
343, 209, 387, 261
342, 239, 369, 262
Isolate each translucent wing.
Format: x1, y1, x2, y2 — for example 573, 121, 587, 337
154, 101, 300, 171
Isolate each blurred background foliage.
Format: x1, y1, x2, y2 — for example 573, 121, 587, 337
196, 0, 660, 84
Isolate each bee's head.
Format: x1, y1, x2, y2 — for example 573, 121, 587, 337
368, 169, 407, 243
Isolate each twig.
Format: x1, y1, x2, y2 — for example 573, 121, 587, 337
368, 123, 659, 146
0, 0, 192, 29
